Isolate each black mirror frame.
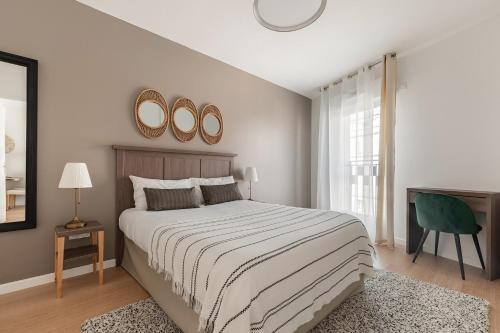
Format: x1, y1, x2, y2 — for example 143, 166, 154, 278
0, 50, 37, 232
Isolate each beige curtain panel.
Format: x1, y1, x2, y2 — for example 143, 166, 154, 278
375, 54, 397, 247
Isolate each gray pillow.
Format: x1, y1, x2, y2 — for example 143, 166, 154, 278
200, 182, 243, 205
143, 187, 199, 211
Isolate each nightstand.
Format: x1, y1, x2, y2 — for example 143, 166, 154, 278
54, 220, 104, 298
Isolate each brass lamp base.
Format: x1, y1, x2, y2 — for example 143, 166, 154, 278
65, 217, 86, 229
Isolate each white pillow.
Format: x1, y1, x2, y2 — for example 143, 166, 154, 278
129, 175, 193, 210
190, 176, 235, 205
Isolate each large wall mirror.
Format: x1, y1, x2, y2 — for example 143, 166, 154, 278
0, 51, 37, 232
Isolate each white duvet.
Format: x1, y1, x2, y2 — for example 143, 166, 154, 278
120, 200, 373, 333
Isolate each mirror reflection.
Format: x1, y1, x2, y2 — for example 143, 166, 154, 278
138, 101, 165, 127
174, 107, 195, 132
203, 114, 220, 135
0, 61, 26, 223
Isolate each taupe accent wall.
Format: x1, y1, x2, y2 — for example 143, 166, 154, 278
0, 0, 311, 283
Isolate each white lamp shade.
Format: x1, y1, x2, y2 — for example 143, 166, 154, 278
244, 167, 259, 182
58, 162, 93, 188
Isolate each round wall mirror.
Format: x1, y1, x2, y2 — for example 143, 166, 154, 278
138, 101, 165, 128
171, 98, 198, 142
203, 114, 220, 135
134, 89, 169, 138
174, 108, 195, 131
200, 104, 223, 145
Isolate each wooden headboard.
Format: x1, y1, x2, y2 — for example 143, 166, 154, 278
113, 145, 237, 265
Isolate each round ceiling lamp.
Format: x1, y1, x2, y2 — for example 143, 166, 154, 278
253, 0, 327, 32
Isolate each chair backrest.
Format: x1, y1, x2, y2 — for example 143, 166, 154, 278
415, 193, 479, 234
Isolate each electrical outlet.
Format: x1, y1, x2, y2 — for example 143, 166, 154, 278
68, 233, 90, 240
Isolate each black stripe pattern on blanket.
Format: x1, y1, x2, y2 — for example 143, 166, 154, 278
148, 204, 373, 333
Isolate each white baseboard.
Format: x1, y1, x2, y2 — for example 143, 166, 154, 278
387, 235, 482, 269
0, 259, 116, 295
394, 236, 406, 248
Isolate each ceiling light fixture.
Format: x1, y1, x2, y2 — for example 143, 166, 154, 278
253, 0, 327, 32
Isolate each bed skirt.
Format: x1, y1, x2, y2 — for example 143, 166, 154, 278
122, 237, 365, 333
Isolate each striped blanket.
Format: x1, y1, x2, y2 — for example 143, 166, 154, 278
148, 204, 373, 333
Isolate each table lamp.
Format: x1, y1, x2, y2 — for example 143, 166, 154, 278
244, 167, 258, 200
58, 162, 93, 229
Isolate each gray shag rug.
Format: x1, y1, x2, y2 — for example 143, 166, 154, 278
81, 271, 488, 333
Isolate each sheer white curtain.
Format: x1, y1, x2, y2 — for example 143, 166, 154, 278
316, 65, 382, 238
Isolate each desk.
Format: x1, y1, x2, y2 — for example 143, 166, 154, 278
407, 187, 500, 280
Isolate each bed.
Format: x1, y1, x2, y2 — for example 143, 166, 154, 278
113, 146, 373, 333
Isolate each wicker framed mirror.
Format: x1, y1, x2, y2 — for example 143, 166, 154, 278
199, 104, 223, 145
134, 89, 169, 138
171, 97, 198, 142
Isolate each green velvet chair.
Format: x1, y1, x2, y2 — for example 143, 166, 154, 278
412, 193, 485, 280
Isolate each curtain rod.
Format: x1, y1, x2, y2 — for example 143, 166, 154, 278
319, 53, 396, 92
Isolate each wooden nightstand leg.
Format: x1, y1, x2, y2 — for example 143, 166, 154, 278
91, 232, 97, 272
54, 233, 57, 283
98, 230, 104, 285
56, 236, 65, 298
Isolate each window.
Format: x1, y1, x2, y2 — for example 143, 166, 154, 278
317, 66, 382, 231
317, 62, 395, 243
346, 102, 380, 218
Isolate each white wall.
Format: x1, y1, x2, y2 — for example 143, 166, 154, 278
0, 61, 26, 102
4, 100, 26, 178
0, 61, 27, 198
395, 15, 500, 267
1, 98, 26, 206
312, 14, 500, 268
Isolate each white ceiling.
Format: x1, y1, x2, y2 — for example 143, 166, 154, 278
77, 0, 500, 98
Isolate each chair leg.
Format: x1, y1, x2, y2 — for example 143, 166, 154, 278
454, 234, 465, 280
434, 231, 440, 256
472, 234, 485, 270
412, 229, 430, 263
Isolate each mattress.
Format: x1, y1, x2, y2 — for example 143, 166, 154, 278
119, 200, 373, 333
120, 200, 270, 253
122, 237, 365, 333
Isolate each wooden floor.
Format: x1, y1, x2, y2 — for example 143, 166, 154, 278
0, 268, 148, 333
0, 246, 499, 333
5, 206, 25, 223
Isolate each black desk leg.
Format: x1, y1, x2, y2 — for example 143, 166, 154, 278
407, 203, 423, 253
